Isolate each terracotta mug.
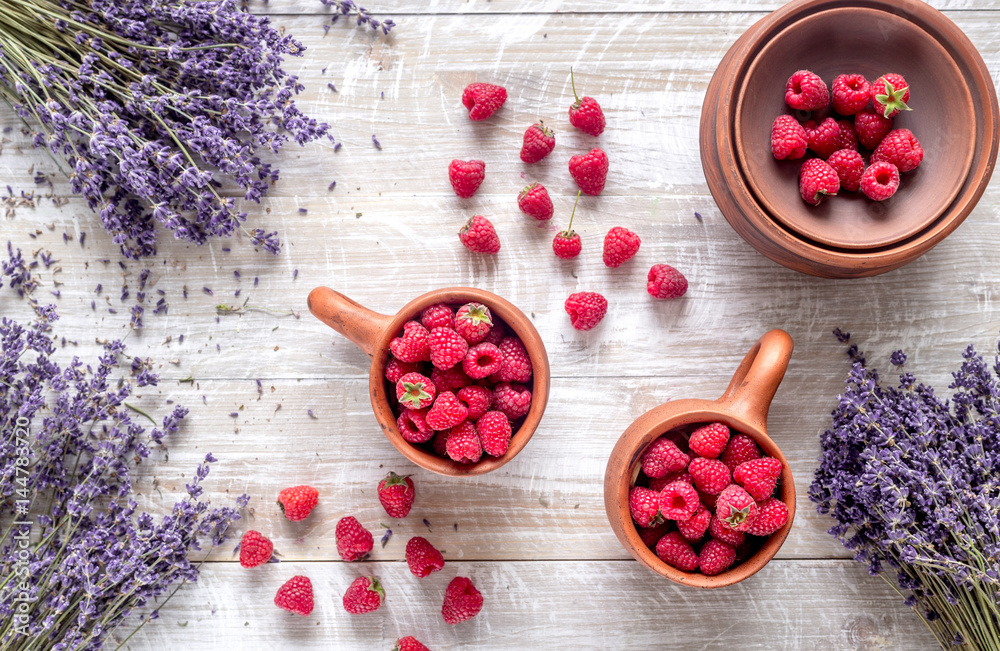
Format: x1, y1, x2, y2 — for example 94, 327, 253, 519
307, 286, 550, 477
604, 329, 795, 587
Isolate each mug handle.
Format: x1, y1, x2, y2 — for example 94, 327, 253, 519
717, 329, 794, 431
307, 287, 394, 359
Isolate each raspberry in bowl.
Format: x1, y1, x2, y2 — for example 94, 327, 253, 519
308, 287, 549, 476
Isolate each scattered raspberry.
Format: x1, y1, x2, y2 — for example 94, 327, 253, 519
649, 469, 692, 492
688, 457, 731, 495
871, 128, 923, 173
239, 530, 273, 568
602, 226, 640, 268
720, 434, 761, 473
708, 514, 746, 547
426, 391, 469, 431
553, 190, 583, 259
733, 457, 782, 501
568, 148, 609, 195
658, 480, 700, 521
520, 122, 556, 163
854, 108, 893, 149
699, 539, 737, 576
396, 372, 436, 409
835, 119, 858, 151
390, 321, 431, 363
716, 484, 759, 533
405, 536, 445, 578
745, 497, 790, 537
455, 303, 493, 344
655, 531, 699, 572
770, 115, 807, 160
377, 471, 415, 518
831, 74, 871, 115
277, 485, 318, 522
478, 410, 513, 457
448, 159, 485, 198
462, 82, 507, 121
641, 437, 690, 478
564, 292, 607, 331
431, 366, 472, 393
803, 117, 841, 159
492, 383, 531, 421
429, 327, 469, 371
386, 358, 421, 384
629, 486, 663, 528
275, 575, 314, 616
518, 183, 554, 221
336, 516, 373, 561
343, 576, 385, 614
394, 637, 431, 651
462, 342, 502, 379
689, 422, 730, 459
457, 385, 492, 420
784, 70, 829, 111
568, 68, 606, 136
421, 303, 454, 330
676, 504, 711, 542
826, 149, 865, 192
459, 215, 500, 254
445, 421, 482, 463
646, 264, 688, 300
442, 576, 484, 625
397, 407, 432, 444
799, 158, 840, 206
494, 337, 532, 383
860, 161, 900, 201
871, 73, 910, 118
637, 521, 671, 548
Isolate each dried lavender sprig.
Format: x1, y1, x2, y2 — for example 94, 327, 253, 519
319, 0, 396, 35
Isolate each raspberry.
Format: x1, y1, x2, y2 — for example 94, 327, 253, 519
431, 366, 472, 393
649, 469, 692, 492
343, 576, 385, 615
459, 215, 500, 254
462, 82, 507, 121
492, 383, 531, 420
734, 457, 782, 501
482, 321, 507, 346
860, 161, 900, 201
429, 327, 469, 371
518, 183, 554, 221
389, 321, 431, 363
377, 471, 415, 518
708, 515, 745, 547
239, 530, 273, 568
462, 342, 502, 379
448, 159, 485, 198
646, 264, 688, 299
699, 539, 737, 576
478, 410, 513, 457
826, 149, 865, 192
745, 497, 790, 537
445, 421, 482, 463
564, 291, 607, 331
442, 576, 483, 625
568, 68, 606, 136
854, 108, 893, 149
457, 385, 492, 420
784, 70, 829, 111
396, 372, 436, 410
553, 190, 583, 259
405, 536, 445, 578
871, 73, 910, 118
520, 122, 556, 163
426, 391, 469, 431
720, 433, 761, 473
494, 336, 532, 383
602, 226, 641, 268
455, 302, 493, 344
641, 437, 690, 478
274, 576, 314, 616
629, 486, 663, 528
568, 148, 609, 195
637, 521, 671, 548
689, 422, 730, 459
397, 407, 432, 444
431, 430, 450, 457
803, 117, 841, 159
277, 485, 318, 522
658, 480, 700, 521
871, 128, 923, 173
799, 158, 840, 206
831, 74, 870, 115
716, 484, 759, 533
420, 303, 454, 330
394, 637, 430, 651
655, 531, 699, 572
386, 358, 421, 384
770, 115, 807, 160
676, 504, 711, 542
336, 516, 373, 561
688, 457, 731, 495
836, 119, 858, 151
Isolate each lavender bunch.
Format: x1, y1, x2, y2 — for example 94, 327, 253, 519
0, 246, 246, 650
811, 334, 1000, 650
0, 0, 330, 259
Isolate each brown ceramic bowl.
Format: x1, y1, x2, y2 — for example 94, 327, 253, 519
604, 330, 795, 588
307, 286, 550, 476
701, 0, 999, 278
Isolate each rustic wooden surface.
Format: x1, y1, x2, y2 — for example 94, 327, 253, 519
2, 1, 999, 649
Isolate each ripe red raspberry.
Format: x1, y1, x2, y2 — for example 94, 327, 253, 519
564, 291, 607, 331
239, 530, 273, 568
426, 391, 469, 431
641, 437, 690, 478
871, 128, 923, 173
478, 410, 513, 457
397, 407, 432, 443
389, 321, 431, 363
343, 576, 385, 615
637, 523, 669, 549
860, 161, 900, 201
831, 73, 871, 115
405, 536, 445, 578
492, 383, 531, 420
658, 480, 700, 521
676, 504, 711, 542
385, 357, 421, 384
708, 514, 746, 547
871, 73, 910, 118
459, 215, 500, 254
457, 385, 492, 420
716, 484, 759, 533
646, 264, 688, 299
431, 366, 472, 393
429, 327, 469, 371
277, 485, 318, 522
689, 422, 730, 459
448, 159, 485, 198
568, 68, 606, 136
826, 149, 865, 193
699, 539, 737, 576
274, 575, 314, 616
803, 117, 841, 159
799, 158, 840, 206
396, 372, 436, 409
745, 497, 790, 537
518, 183, 554, 221
569, 148, 609, 195
836, 119, 858, 151
854, 108, 893, 149
784, 70, 829, 111
462, 342, 502, 379
445, 420, 481, 463
734, 457, 782, 501
420, 303, 454, 330
770, 115, 807, 160
455, 302, 493, 344
688, 457, 731, 495
720, 433, 761, 473
431, 430, 450, 457
655, 531, 699, 572
462, 82, 507, 121
602, 226, 641, 268
494, 336, 532, 383
628, 486, 663, 528
520, 122, 556, 163
394, 637, 430, 651
649, 469, 692, 492
553, 190, 583, 259
482, 321, 506, 346
336, 516, 373, 561
377, 471, 415, 518
442, 576, 483, 625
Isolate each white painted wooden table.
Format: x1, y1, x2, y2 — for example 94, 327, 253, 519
2, 1, 999, 648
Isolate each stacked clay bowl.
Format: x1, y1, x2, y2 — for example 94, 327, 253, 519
700, 0, 998, 278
